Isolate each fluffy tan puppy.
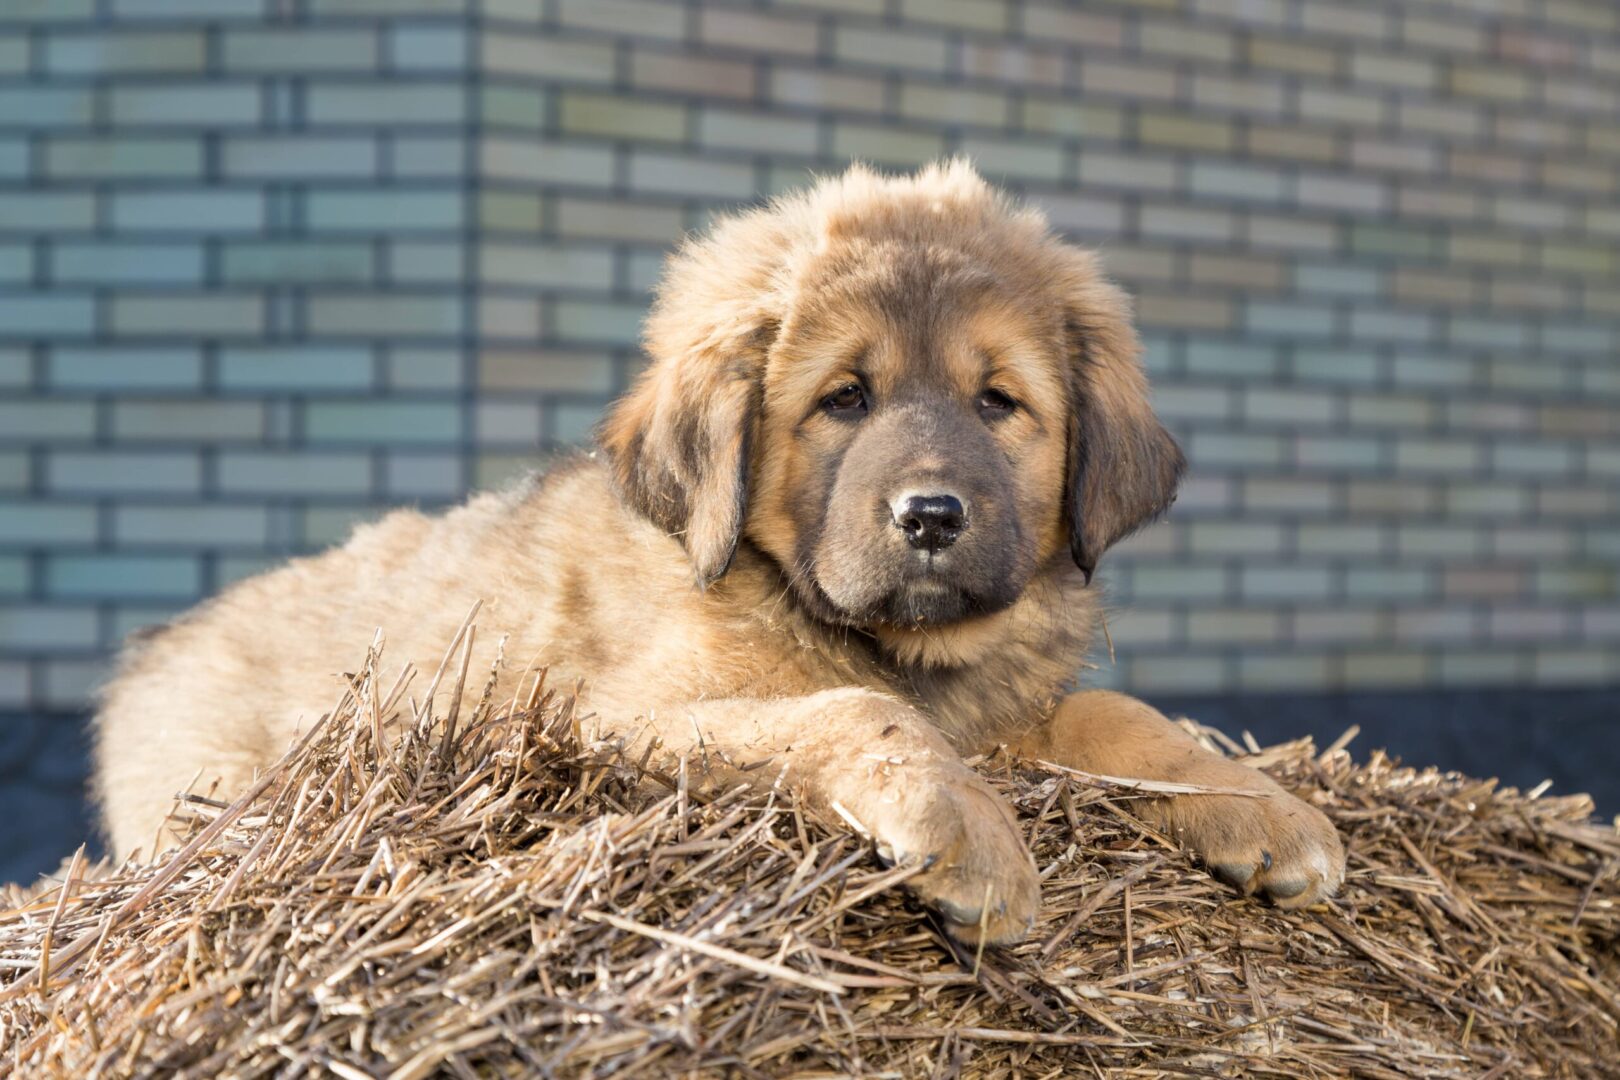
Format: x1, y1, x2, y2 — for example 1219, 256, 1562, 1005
95, 161, 1344, 943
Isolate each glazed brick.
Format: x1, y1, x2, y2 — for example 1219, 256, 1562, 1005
217, 452, 372, 496
46, 136, 202, 180
1297, 524, 1384, 559
958, 136, 1064, 182
633, 51, 758, 101
219, 346, 375, 392
1397, 101, 1485, 141
222, 28, 378, 72
1243, 478, 1337, 515
1140, 21, 1234, 63
1190, 74, 1285, 116
110, 190, 264, 233
389, 24, 467, 72
561, 92, 685, 142
556, 0, 687, 41
1190, 521, 1284, 556
1080, 59, 1177, 102
1188, 609, 1280, 644
1043, 193, 1127, 235
307, 294, 463, 338
0, 502, 97, 544
959, 41, 1064, 88
698, 107, 818, 155
49, 347, 201, 391
1247, 124, 1340, 165
222, 241, 376, 285
109, 84, 262, 127
45, 30, 205, 74
1297, 435, 1381, 470
307, 84, 467, 126
1299, 87, 1385, 126
1351, 52, 1439, 91
304, 401, 463, 445
700, 9, 819, 56
1399, 526, 1486, 560
1128, 656, 1231, 693
1298, 2, 1387, 39
224, 136, 377, 179
1407, 190, 1492, 237
900, 83, 1010, 128
1342, 652, 1431, 688
1189, 162, 1286, 203
1247, 214, 1337, 253
1079, 151, 1175, 192
1020, 7, 1124, 48
46, 555, 200, 600
1238, 654, 1332, 691
112, 401, 267, 442
1139, 113, 1235, 154
484, 34, 614, 83
1348, 480, 1438, 516
483, 139, 615, 185
831, 123, 945, 166
626, 149, 754, 197
1240, 566, 1334, 602
898, 0, 1008, 32
0, 87, 92, 129
111, 296, 263, 338
479, 242, 614, 289
1246, 35, 1336, 76
307, 190, 461, 232
1192, 432, 1286, 467
772, 67, 884, 112
114, 505, 269, 547
833, 25, 948, 73
1296, 174, 1385, 214
0, 295, 94, 339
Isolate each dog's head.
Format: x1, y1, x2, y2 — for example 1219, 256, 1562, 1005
600, 161, 1183, 650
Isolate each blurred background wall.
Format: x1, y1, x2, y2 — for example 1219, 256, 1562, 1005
1, 0, 1617, 880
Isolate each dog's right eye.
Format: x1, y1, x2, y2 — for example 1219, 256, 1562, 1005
821, 383, 867, 417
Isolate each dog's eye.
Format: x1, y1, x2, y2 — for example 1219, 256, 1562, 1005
978, 388, 1017, 420
822, 383, 867, 417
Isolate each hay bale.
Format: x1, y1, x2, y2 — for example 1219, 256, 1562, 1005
2, 635, 1616, 1078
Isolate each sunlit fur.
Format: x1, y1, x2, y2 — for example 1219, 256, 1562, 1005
95, 162, 1342, 942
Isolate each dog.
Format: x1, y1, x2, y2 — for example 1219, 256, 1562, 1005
94, 161, 1344, 943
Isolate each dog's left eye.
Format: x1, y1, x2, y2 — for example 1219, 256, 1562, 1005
978, 388, 1017, 419
822, 383, 867, 416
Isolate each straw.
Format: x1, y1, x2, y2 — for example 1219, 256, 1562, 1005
2, 626, 1614, 1077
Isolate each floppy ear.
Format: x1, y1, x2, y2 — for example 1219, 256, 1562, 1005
597, 214, 784, 587
598, 344, 765, 587
1057, 253, 1186, 583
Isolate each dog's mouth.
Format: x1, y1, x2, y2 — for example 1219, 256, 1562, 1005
877, 576, 992, 627
798, 561, 1017, 630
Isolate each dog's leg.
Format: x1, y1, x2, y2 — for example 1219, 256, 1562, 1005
1012, 690, 1344, 907
629, 687, 1039, 944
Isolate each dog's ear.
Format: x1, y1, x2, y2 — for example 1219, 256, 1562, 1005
597, 215, 783, 587
1055, 249, 1186, 583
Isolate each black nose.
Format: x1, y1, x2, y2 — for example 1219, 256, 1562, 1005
893, 494, 966, 551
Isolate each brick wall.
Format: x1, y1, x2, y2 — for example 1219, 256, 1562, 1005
2, 0, 1618, 721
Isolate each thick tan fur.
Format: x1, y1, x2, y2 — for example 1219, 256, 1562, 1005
95, 162, 1343, 943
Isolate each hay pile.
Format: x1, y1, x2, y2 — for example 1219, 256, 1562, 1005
2, 635, 1617, 1078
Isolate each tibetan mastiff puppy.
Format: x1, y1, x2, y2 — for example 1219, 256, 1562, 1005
95, 162, 1344, 942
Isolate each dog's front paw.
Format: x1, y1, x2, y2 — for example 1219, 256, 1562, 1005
1162, 783, 1344, 908
860, 765, 1040, 945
